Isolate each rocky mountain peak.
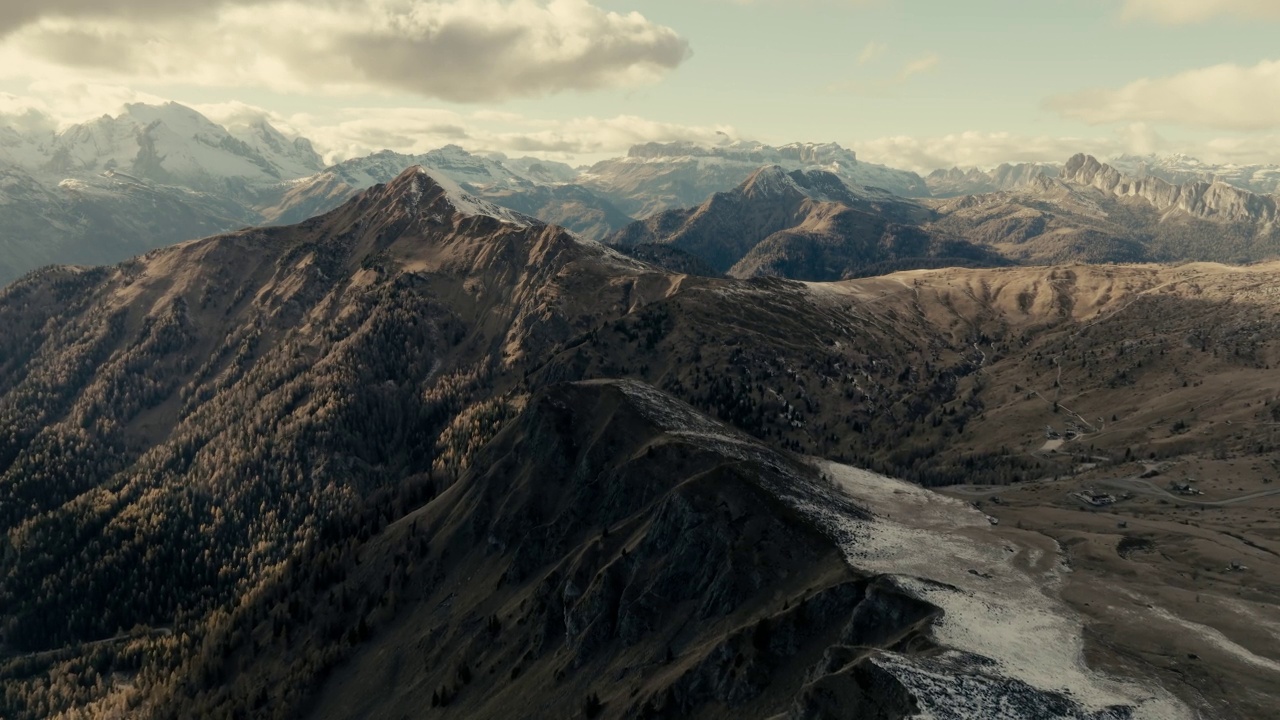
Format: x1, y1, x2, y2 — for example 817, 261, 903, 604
1060, 153, 1278, 224
739, 164, 805, 199
737, 166, 860, 205
369, 165, 538, 227
1061, 153, 1114, 184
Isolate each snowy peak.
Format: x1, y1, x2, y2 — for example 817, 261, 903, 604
1107, 153, 1280, 196
376, 165, 537, 227
224, 116, 325, 179
500, 156, 580, 184
776, 141, 858, 167
739, 165, 806, 200
623, 140, 860, 168
319, 146, 532, 193
584, 140, 928, 217
788, 167, 868, 203
739, 165, 863, 205
4, 102, 323, 191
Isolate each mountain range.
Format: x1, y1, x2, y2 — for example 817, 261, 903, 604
608, 165, 1006, 280
4, 102, 1280, 287
578, 140, 931, 217
7, 166, 1278, 719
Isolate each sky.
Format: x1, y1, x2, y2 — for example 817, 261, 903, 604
2, 0, 1280, 171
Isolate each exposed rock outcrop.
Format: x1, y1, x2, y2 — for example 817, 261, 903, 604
1062, 154, 1278, 225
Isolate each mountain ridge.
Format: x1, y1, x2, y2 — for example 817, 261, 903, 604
1, 170, 1278, 717
609, 165, 1006, 280
1061, 153, 1278, 225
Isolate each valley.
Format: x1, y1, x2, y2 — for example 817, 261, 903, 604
4, 2, 1280, 717
0, 167, 1276, 718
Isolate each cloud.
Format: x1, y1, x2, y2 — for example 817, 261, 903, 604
853, 124, 1280, 173
0, 0, 272, 35
1047, 59, 1280, 131
1120, 0, 1280, 24
826, 51, 940, 95
896, 53, 939, 80
179, 99, 736, 163
857, 41, 887, 65
1200, 133, 1280, 164
1, 0, 691, 103
0, 82, 168, 130
305, 109, 735, 162
853, 130, 1143, 174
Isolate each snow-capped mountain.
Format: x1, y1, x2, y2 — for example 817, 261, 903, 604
260, 146, 635, 240
292, 146, 529, 195
8, 99, 1280, 289
31, 103, 325, 193
0, 106, 631, 283
0, 102, 329, 284
496, 154, 580, 184
579, 140, 931, 217
1107, 154, 1280, 196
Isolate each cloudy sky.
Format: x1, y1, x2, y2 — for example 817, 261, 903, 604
1, 0, 1279, 171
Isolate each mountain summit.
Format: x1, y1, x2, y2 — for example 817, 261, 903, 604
373, 165, 538, 228
609, 166, 1001, 279
1061, 153, 1278, 225
581, 140, 931, 217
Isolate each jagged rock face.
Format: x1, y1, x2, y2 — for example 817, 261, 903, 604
926, 155, 1280, 266
609, 166, 1002, 280
1108, 153, 1280, 195
1062, 154, 1278, 224
927, 163, 1058, 197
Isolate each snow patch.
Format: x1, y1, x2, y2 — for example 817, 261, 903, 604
548, 383, 1193, 718
813, 461, 1192, 720
407, 167, 535, 227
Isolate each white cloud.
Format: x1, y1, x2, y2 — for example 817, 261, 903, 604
857, 41, 887, 65
826, 50, 940, 95
184, 99, 737, 163
0, 0, 274, 35
1048, 59, 1280, 131
0, 81, 168, 130
296, 108, 736, 163
0, 0, 690, 103
1200, 134, 1280, 164
897, 53, 939, 80
853, 130, 1136, 173
1120, 0, 1280, 24
853, 124, 1280, 173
